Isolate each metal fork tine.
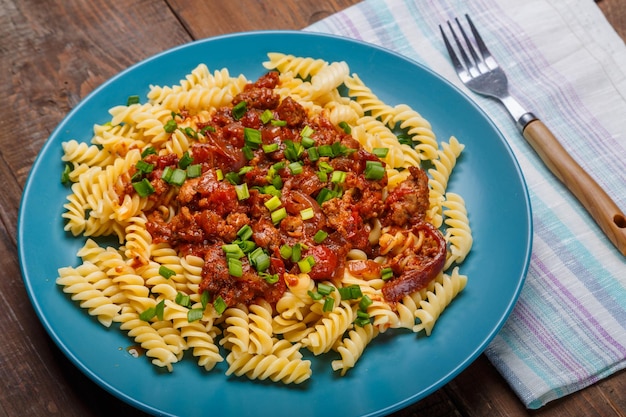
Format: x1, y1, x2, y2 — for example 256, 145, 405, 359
447, 21, 475, 73
455, 17, 482, 69
465, 14, 492, 61
439, 24, 465, 76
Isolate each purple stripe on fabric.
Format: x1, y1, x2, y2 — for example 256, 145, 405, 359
513, 288, 589, 383
534, 254, 626, 359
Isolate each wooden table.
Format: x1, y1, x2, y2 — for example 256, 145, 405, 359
2, 1, 625, 416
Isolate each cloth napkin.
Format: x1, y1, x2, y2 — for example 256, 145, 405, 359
306, 0, 626, 409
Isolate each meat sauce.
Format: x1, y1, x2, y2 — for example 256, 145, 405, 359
131, 71, 445, 308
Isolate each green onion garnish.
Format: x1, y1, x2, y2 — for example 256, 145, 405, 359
237, 224, 253, 241
313, 230, 328, 243
288, 161, 303, 175
141, 146, 157, 158
323, 297, 335, 312
244, 127, 262, 149
178, 151, 193, 169
235, 183, 250, 200
135, 160, 154, 174
338, 121, 351, 134
200, 291, 210, 309
175, 292, 192, 308
158, 266, 176, 279
279, 245, 292, 260
271, 119, 286, 126
372, 147, 389, 158
300, 207, 314, 220
359, 294, 373, 311
228, 258, 243, 277
186, 164, 202, 178
132, 178, 155, 197
263, 143, 279, 153
164, 119, 177, 133
331, 170, 346, 184
155, 299, 165, 321
61, 164, 71, 184
364, 160, 385, 180
127, 95, 140, 105
139, 306, 156, 322
307, 146, 319, 161
260, 109, 273, 124
307, 290, 323, 301
222, 243, 244, 260
232, 101, 247, 120
187, 308, 203, 322
264, 195, 282, 212
381, 267, 394, 280
271, 207, 287, 224
300, 125, 315, 138
317, 283, 334, 296
214, 296, 227, 315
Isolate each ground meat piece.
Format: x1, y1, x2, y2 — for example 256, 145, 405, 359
382, 166, 430, 227
233, 87, 279, 110
276, 96, 306, 127
252, 218, 282, 251
170, 206, 205, 244
252, 71, 280, 89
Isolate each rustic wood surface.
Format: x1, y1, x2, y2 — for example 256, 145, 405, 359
2, 0, 625, 416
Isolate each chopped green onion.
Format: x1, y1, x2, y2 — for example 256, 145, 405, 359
135, 160, 154, 174
178, 151, 193, 169
313, 230, 328, 243
331, 170, 346, 184
139, 306, 156, 322
216, 169, 224, 181
271, 175, 283, 190
364, 160, 385, 180
237, 224, 253, 241
175, 292, 192, 308
263, 143, 279, 153
307, 146, 319, 161
300, 125, 315, 138
372, 147, 389, 158
167, 168, 187, 186
279, 244, 292, 260
318, 144, 333, 157
288, 161, 303, 175
271, 119, 287, 126
127, 95, 140, 105
316, 188, 336, 205
227, 258, 243, 277
307, 290, 323, 301
338, 284, 363, 300
158, 265, 176, 279
260, 109, 274, 124
224, 171, 241, 185
199, 125, 216, 135
132, 178, 155, 197
155, 299, 165, 321
222, 243, 244, 260
317, 283, 334, 296
242, 145, 254, 160
238, 166, 253, 175
244, 127, 262, 149
187, 308, 204, 322
355, 317, 372, 327
290, 243, 303, 263
232, 101, 247, 120
182, 127, 197, 139
141, 146, 157, 158
298, 258, 312, 273
264, 195, 282, 211
318, 161, 334, 173
235, 183, 250, 200
338, 121, 351, 134
381, 267, 394, 281
261, 272, 279, 284
164, 119, 178, 133
284, 140, 303, 161
301, 136, 315, 148
300, 207, 314, 220
214, 296, 228, 315
238, 239, 257, 254
359, 294, 373, 311
61, 164, 71, 184
323, 297, 335, 312
271, 207, 287, 224
249, 247, 270, 272
200, 291, 210, 309
186, 164, 202, 178
397, 133, 412, 146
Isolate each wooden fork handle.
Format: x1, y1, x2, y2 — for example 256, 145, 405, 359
522, 119, 626, 256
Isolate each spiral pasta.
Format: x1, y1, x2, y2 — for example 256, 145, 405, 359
56, 54, 472, 382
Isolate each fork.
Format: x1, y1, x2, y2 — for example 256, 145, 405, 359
440, 14, 626, 256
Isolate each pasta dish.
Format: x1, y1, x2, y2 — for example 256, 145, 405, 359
57, 53, 472, 383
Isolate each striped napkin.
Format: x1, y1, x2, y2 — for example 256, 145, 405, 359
307, 0, 626, 409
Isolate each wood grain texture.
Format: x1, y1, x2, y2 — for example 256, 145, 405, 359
1, 0, 625, 416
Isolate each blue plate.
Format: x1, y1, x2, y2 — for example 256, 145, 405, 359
18, 31, 532, 417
